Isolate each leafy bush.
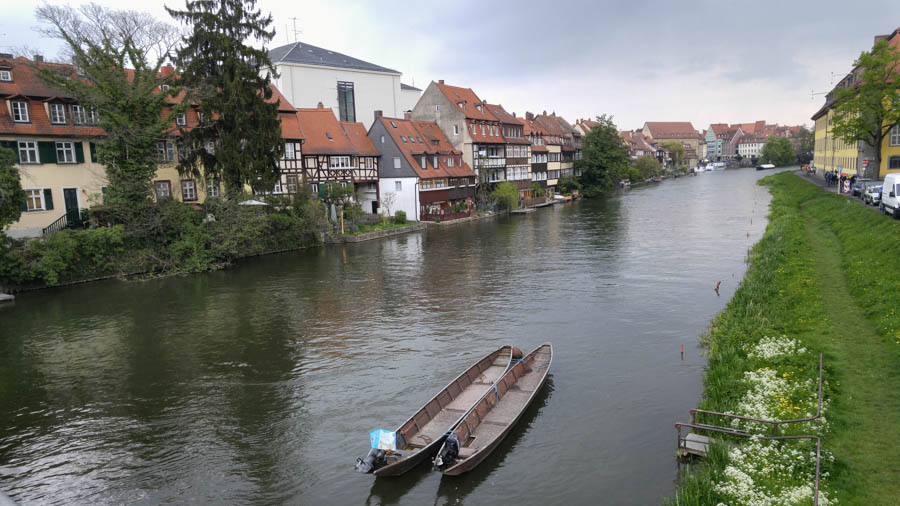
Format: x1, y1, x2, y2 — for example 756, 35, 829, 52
557, 176, 582, 194
393, 210, 406, 224
491, 181, 519, 210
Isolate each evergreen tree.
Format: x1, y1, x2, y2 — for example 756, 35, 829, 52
35, 4, 182, 219
575, 115, 629, 196
167, 0, 284, 198
0, 147, 26, 230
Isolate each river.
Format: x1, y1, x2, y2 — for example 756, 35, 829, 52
0, 168, 775, 505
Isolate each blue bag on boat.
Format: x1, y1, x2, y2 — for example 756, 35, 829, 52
369, 429, 396, 450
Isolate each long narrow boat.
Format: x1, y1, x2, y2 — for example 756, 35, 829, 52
363, 345, 514, 476
433, 343, 552, 475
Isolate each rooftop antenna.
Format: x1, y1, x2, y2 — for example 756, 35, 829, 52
289, 17, 302, 42
811, 90, 828, 100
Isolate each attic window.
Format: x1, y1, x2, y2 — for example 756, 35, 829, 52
326, 132, 333, 141
160, 84, 170, 91
0, 69, 11, 82
475, 104, 483, 112
417, 137, 423, 143
390, 121, 397, 128
409, 136, 415, 143
435, 105, 440, 112
400, 136, 407, 143
458, 102, 465, 109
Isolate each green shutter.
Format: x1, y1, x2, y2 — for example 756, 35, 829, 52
0, 141, 18, 163
89, 142, 97, 163
75, 142, 85, 163
21, 199, 27, 212
43, 188, 54, 210
38, 141, 57, 164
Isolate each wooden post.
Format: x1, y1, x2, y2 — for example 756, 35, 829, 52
340, 209, 344, 235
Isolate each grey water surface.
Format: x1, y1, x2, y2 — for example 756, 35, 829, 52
0, 169, 775, 505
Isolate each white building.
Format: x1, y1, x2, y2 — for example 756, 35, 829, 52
738, 135, 766, 160
269, 42, 404, 129
399, 83, 422, 113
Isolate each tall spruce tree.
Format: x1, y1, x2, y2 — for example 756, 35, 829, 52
575, 115, 629, 196
35, 4, 182, 219
166, 0, 283, 198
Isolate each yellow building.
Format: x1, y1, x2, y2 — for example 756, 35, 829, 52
811, 107, 868, 175
879, 125, 900, 177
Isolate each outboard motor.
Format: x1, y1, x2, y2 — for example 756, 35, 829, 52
355, 448, 387, 473
433, 432, 459, 470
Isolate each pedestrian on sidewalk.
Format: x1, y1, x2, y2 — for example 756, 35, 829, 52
840, 174, 847, 193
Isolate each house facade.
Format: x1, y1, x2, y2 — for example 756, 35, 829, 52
295, 103, 380, 213
485, 103, 531, 198
642, 122, 701, 168
1, 55, 107, 237
269, 41, 404, 129
368, 113, 475, 220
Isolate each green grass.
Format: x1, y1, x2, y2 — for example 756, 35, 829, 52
343, 220, 410, 235
667, 172, 900, 505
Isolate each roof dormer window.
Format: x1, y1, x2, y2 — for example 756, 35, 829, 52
0, 69, 11, 82
49, 103, 66, 124
400, 136, 407, 143
11, 101, 29, 122
458, 102, 465, 109
390, 121, 397, 128
409, 136, 415, 143
433, 155, 438, 168
326, 132, 333, 141
176, 113, 186, 126
475, 104, 483, 112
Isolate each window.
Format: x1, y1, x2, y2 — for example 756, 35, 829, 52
435, 104, 440, 112
285, 142, 296, 159
0, 69, 10, 81
310, 183, 319, 194
206, 179, 220, 198
206, 141, 216, 154
273, 179, 282, 194
156, 140, 175, 162
18, 141, 38, 163
154, 181, 171, 200
331, 156, 350, 168
24, 189, 44, 211
49, 103, 66, 124
420, 155, 426, 168
458, 102, 465, 109
891, 125, 900, 146
417, 137, 423, 143
453, 124, 458, 135
890, 156, 900, 169
448, 157, 454, 167
11, 101, 28, 122
393, 157, 401, 169
160, 84, 170, 91
56, 141, 76, 163
433, 155, 438, 168
401, 136, 407, 143
337, 81, 355, 122
181, 180, 197, 201
395, 181, 402, 191
286, 175, 298, 193
380, 135, 385, 144
176, 113, 186, 126
390, 121, 397, 128
72, 105, 97, 125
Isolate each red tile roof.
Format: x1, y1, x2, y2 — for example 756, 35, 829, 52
340, 121, 378, 156
434, 82, 496, 121
644, 121, 700, 139
377, 116, 475, 180
296, 105, 367, 155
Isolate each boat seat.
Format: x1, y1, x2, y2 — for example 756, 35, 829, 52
458, 447, 477, 459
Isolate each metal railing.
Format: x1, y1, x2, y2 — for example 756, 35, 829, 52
42, 214, 68, 236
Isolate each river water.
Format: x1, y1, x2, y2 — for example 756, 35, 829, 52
0, 169, 775, 505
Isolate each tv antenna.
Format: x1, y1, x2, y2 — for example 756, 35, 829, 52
289, 17, 302, 43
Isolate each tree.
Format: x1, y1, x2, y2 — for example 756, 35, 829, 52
793, 125, 814, 164
491, 181, 519, 210
35, 3, 182, 218
167, 0, 284, 197
557, 176, 582, 194
317, 182, 353, 222
661, 140, 685, 171
0, 147, 26, 230
633, 155, 660, 180
760, 136, 796, 166
575, 114, 629, 196
380, 191, 396, 221
832, 39, 900, 179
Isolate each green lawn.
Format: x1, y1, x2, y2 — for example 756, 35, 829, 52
668, 172, 900, 505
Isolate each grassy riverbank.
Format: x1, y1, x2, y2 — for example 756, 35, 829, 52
669, 172, 900, 505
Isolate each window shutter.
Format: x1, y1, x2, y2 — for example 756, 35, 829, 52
38, 141, 57, 164
21, 199, 27, 212
74, 142, 85, 163
89, 142, 97, 162
43, 188, 54, 210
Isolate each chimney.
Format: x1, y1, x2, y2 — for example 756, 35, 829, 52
542, 110, 547, 116
526, 112, 534, 121
33, 55, 43, 62
404, 111, 411, 120
160, 64, 175, 77
374, 110, 383, 119
438, 79, 444, 84
512, 112, 517, 118
316, 102, 324, 109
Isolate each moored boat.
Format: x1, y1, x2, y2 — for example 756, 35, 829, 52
356, 345, 515, 476
433, 343, 552, 475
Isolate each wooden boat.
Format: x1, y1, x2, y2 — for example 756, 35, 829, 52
368, 345, 514, 476
434, 343, 552, 475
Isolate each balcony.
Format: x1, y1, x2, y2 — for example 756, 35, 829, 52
474, 157, 505, 168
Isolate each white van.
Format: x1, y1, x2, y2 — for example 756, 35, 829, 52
880, 173, 900, 217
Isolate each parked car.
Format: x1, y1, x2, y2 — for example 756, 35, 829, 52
851, 178, 872, 197
864, 184, 882, 206
880, 173, 900, 217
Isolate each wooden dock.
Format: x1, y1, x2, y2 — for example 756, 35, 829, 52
511, 208, 535, 215
676, 433, 715, 459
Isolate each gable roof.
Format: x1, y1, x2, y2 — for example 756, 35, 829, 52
376, 116, 475, 180
400, 83, 421, 91
644, 121, 700, 139
269, 42, 400, 75
433, 82, 496, 121
296, 105, 364, 155
340, 121, 378, 156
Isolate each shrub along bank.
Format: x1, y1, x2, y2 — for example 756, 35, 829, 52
0, 195, 324, 291
668, 172, 899, 506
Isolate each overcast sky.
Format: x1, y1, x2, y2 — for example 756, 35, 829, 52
3, 0, 899, 131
